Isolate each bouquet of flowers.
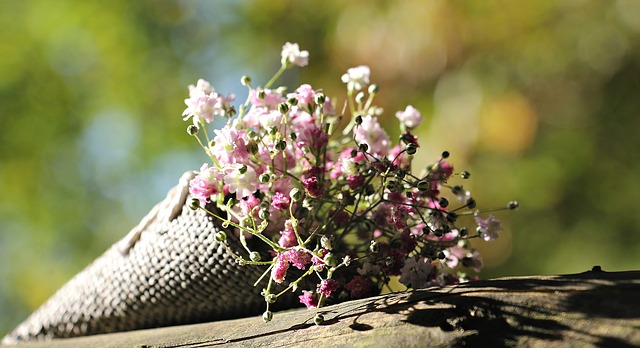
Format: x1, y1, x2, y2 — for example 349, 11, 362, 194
182, 42, 517, 324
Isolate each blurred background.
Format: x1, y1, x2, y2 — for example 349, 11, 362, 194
1, 0, 640, 335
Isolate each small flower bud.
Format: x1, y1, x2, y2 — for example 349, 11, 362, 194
438, 251, 446, 260
439, 197, 449, 208
321, 235, 332, 250
451, 185, 464, 195
400, 133, 415, 144
355, 92, 366, 103
446, 211, 458, 223
314, 313, 324, 325
250, 251, 261, 262
241, 75, 251, 86
189, 198, 200, 210
405, 143, 417, 155
370, 240, 379, 253
466, 197, 477, 209
275, 140, 287, 151
238, 165, 248, 174
368, 84, 379, 95
257, 90, 266, 100
386, 180, 398, 191
227, 106, 237, 117
385, 257, 395, 267
364, 184, 375, 196
290, 132, 297, 141
187, 125, 199, 136
290, 188, 303, 201
265, 294, 276, 303
287, 97, 298, 106
358, 143, 368, 152
461, 171, 471, 179
508, 201, 520, 210
262, 310, 273, 322
422, 227, 431, 235
441, 151, 450, 159
350, 149, 358, 158
417, 180, 429, 191
354, 115, 363, 125
215, 231, 227, 242
278, 102, 289, 114
314, 93, 326, 105
258, 208, 270, 220
460, 227, 469, 237
246, 141, 259, 155
324, 253, 338, 267
259, 173, 270, 183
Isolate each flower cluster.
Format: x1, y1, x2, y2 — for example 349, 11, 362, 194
183, 42, 517, 323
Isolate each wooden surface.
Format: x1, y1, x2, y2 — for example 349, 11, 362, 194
4, 268, 639, 348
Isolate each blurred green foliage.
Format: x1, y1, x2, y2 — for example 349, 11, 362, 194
1, 0, 640, 336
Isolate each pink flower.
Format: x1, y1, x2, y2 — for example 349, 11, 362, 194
395, 105, 423, 128
399, 256, 434, 289
189, 163, 221, 205
211, 126, 249, 166
281, 42, 309, 67
345, 275, 375, 299
182, 79, 235, 125
475, 215, 502, 241
442, 244, 467, 269
281, 248, 312, 270
390, 205, 413, 230
271, 257, 290, 284
347, 174, 365, 190
341, 65, 370, 91
278, 220, 298, 248
299, 290, 318, 309
318, 279, 339, 297
302, 176, 324, 198
311, 249, 328, 269
224, 164, 259, 199
250, 88, 285, 108
239, 195, 261, 217
354, 115, 390, 156
288, 84, 316, 109
296, 125, 328, 151
271, 192, 290, 211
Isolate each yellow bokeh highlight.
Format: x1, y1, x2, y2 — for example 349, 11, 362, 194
478, 93, 537, 154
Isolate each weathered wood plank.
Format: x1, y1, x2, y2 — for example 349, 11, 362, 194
4, 268, 639, 348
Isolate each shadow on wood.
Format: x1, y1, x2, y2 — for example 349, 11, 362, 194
4, 268, 639, 348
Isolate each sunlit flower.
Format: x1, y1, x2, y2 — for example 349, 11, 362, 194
354, 115, 391, 156
189, 163, 221, 206
281, 42, 309, 67
183, 79, 235, 126
299, 290, 318, 309
395, 105, 423, 128
318, 279, 339, 297
341, 65, 370, 91
224, 165, 259, 199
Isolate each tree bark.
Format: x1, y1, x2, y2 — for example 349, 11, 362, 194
4, 268, 639, 348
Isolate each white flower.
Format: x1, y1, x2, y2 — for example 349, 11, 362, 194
341, 65, 370, 91
224, 165, 259, 199
395, 105, 423, 128
281, 42, 309, 67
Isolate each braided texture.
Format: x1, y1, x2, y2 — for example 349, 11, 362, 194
2, 172, 291, 344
